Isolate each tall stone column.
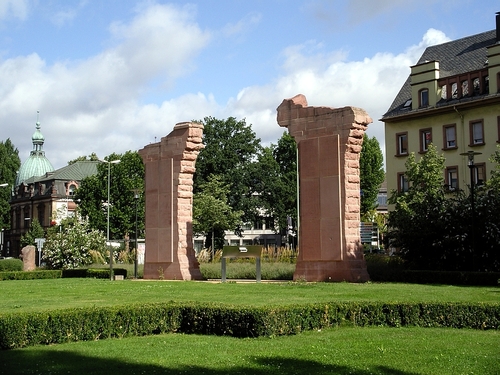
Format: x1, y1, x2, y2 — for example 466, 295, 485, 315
277, 94, 371, 282
138, 122, 204, 280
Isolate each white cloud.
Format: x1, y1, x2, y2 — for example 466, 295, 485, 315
224, 28, 451, 160
221, 11, 261, 37
0, 3, 211, 167
0, 0, 29, 20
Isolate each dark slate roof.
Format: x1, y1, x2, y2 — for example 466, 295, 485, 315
35, 161, 98, 183
382, 30, 497, 119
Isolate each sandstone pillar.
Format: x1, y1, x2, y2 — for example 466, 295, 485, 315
21, 245, 36, 271
277, 94, 371, 282
138, 122, 204, 280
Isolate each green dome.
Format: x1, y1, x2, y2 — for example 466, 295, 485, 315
16, 118, 54, 185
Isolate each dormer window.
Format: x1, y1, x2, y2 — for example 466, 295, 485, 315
419, 89, 429, 107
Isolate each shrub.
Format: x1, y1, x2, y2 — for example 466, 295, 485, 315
0, 301, 498, 349
0, 258, 23, 272
0, 270, 62, 281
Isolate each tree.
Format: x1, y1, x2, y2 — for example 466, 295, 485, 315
74, 151, 145, 242
0, 139, 21, 229
386, 144, 449, 269
42, 215, 107, 269
193, 175, 243, 253
359, 134, 385, 219
257, 132, 297, 234
68, 152, 99, 165
387, 144, 500, 272
194, 116, 262, 224
20, 218, 45, 248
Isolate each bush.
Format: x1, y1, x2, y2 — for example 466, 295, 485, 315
0, 301, 498, 349
0, 270, 62, 281
0, 258, 23, 272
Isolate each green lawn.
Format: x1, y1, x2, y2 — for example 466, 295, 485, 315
1, 278, 498, 313
0, 279, 498, 374
0, 326, 498, 374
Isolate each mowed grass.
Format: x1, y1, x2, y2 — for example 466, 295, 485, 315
0, 279, 498, 374
0, 278, 499, 313
0, 326, 498, 374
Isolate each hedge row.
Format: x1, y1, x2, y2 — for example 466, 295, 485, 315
369, 269, 500, 286
0, 301, 498, 349
0, 270, 62, 281
0, 268, 127, 281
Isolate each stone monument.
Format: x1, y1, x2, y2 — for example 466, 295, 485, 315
21, 245, 36, 271
277, 94, 371, 282
138, 122, 204, 280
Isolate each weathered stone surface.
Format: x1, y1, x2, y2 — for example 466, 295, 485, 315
21, 245, 36, 271
138, 122, 204, 280
277, 94, 371, 282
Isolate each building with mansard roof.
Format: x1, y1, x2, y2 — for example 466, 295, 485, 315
5, 117, 98, 258
381, 13, 500, 198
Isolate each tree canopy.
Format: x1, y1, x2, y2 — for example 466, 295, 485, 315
386, 144, 500, 272
0, 139, 20, 230
74, 151, 144, 242
359, 134, 385, 220
193, 175, 243, 251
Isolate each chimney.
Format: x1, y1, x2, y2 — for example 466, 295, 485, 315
497, 12, 500, 42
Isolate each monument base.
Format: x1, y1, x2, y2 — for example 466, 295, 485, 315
293, 259, 369, 282
144, 260, 203, 280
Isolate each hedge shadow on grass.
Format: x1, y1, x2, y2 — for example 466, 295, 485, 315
0, 349, 420, 375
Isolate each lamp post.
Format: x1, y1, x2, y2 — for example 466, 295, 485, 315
0, 184, 7, 257
99, 159, 121, 280
460, 151, 482, 270
130, 188, 141, 279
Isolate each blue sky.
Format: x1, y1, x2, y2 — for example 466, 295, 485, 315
1, 0, 498, 169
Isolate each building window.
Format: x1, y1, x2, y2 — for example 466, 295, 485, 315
37, 204, 45, 226
440, 84, 447, 99
497, 116, 500, 143
443, 124, 457, 149
469, 120, 484, 146
473, 77, 481, 95
461, 80, 469, 96
419, 128, 432, 152
396, 132, 408, 156
397, 172, 409, 193
451, 82, 458, 99
419, 89, 429, 107
474, 163, 486, 186
445, 166, 459, 191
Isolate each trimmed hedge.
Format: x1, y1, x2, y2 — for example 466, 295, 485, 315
0, 258, 23, 272
0, 301, 498, 349
0, 270, 62, 281
0, 268, 128, 281
365, 255, 500, 286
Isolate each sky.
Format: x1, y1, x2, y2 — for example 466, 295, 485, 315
0, 0, 498, 170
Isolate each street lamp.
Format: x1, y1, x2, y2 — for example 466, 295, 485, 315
99, 159, 121, 280
460, 150, 482, 270
131, 188, 141, 279
0, 184, 7, 257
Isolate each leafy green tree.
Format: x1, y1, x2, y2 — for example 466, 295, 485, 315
20, 218, 45, 247
68, 152, 99, 165
42, 215, 107, 269
257, 132, 297, 233
387, 144, 500, 272
193, 175, 243, 253
386, 145, 449, 269
194, 116, 262, 224
0, 139, 21, 229
360, 134, 385, 219
74, 151, 145, 242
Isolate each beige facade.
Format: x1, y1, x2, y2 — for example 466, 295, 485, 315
383, 24, 500, 198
